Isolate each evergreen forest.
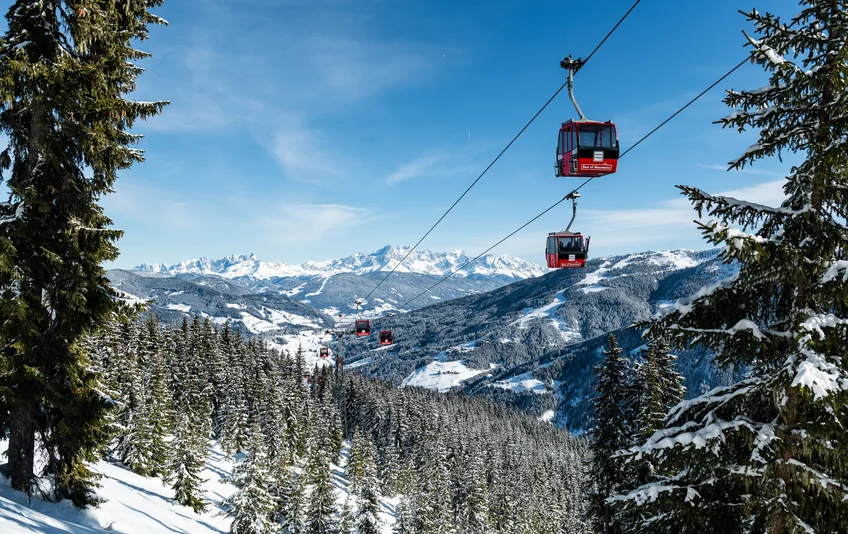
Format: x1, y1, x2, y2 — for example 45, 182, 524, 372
88, 314, 591, 533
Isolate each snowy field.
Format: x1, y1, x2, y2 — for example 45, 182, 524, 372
491, 370, 548, 394
400, 343, 496, 392
0, 440, 397, 534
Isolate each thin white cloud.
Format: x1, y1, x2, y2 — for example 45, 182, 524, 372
307, 36, 442, 101
449, 179, 789, 262
386, 154, 445, 184
103, 180, 200, 231
696, 162, 788, 177
580, 179, 787, 249
270, 119, 341, 183
138, 4, 452, 134
261, 204, 380, 245
383, 143, 490, 185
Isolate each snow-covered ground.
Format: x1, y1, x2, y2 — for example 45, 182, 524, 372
0, 440, 398, 534
333, 443, 398, 534
400, 343, 494, 392
267, 329, 336, 371
400, 359, 490, 392
512, 289, 583, 343
0, 441, 236, 534
490, 370, 548, 394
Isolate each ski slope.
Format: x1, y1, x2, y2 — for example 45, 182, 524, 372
0, 440, 397, 534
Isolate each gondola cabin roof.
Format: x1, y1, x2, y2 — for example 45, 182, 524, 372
549, 231, 584, 237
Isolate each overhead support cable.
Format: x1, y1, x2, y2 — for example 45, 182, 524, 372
393, 58, 749, 310
361, 0, 643, 302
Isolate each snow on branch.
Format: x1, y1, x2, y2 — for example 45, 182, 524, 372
0, 201, 25, 226
658, 271, 740, 318
668, 319, 792, 341
682, 187, 804, 219
781, 458, 848, 495
750, 423, 776, 465
799, 313, 848, 340
664, 378, 762, 426
820, 261, 848, 284
706, 220, 766, 254
788, 347, 848, 401
608, 480, 679, 506
744, 32, 786, 66
625, 417, 758, 459
113, 289, 149, 308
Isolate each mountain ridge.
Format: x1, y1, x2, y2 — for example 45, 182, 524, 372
133, 244, 547, 281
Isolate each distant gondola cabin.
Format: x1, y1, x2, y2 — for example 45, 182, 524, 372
355, 319, 371, 337
319, 347, 329, 358
546, 231, 589, 268
379, 329, 394, 346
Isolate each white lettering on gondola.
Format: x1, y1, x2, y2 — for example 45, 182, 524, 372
580, 163, 613, 171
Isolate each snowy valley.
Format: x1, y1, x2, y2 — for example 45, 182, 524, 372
106, 246, 739, 435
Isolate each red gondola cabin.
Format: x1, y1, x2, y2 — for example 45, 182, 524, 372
556, 120, 619, 178
355, 319, 371, 337
546, 232, 590, 268
319, 347, 329, 358
379, 330, 394, 346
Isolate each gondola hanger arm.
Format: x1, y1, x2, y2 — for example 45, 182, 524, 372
561, 56, 587, 121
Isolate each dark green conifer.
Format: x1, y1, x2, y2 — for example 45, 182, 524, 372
587, 334, 631, 534
613, 3, 848, 531
339, 497, 355, 534
355, 438, 382, 534
168, 409, 207, 513
0, 0, 167, 504
222, 423, 276, 534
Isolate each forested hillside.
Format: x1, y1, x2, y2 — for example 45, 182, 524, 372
82, 315, 590, 533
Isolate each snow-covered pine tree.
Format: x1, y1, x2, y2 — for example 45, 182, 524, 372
392, 497, 415, 534
587, 334, 632, 534
0, 0, 167, 504
612, 3, 848, 531
262, 376, 289, 465
338, 497, 355, 534
346, 428, 367, 493
304, 454, 339, 533
272, 464, 305, 534
168, 409, 207, 513
652, 336, 685, 414
113, 327, 153, 474
487, 441, 517, 534
455, 443, 489, 534
355, 438, 382, 534
304, 409, 339, 534
222, 423, 276, 534
146, 322, 174, 478
202, 318, 227, 438
221, 323, 249, 454
634, 341, 665, 443
413, 422, 454, 533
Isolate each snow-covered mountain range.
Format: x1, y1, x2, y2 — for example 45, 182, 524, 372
134, 245, 547, 281
111, 245, 737, 434
340, 248, 738, 432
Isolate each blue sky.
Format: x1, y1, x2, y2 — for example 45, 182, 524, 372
97, 0, 802, 269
